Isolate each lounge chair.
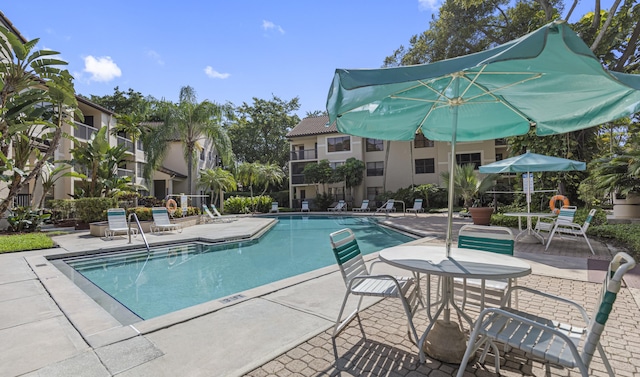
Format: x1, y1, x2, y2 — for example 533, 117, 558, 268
457, 251, 636, 377
328, 200, 346, 212
545, 208, 596, 254
203, 204, 233, 223
105, 208, 138, 239
353, 200, 370, 212
301, 200, 310, 212
151, 207, 183, 234
376, 199, 395, 213
406, 199, 424, 216
269, 202, 279, 213
329, 228, 421, 349
534, 205, 576, 242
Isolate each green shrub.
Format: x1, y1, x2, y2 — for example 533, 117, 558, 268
128, 207, 153, 221
7, 207, 51, 233
0, 233, 55, 253
75, 197, 117, 223
490, 213, 521, 228
589, 224, 640, 260
47, 199, 76, 221
223, 195, 273, 214
313, 193, 334, 211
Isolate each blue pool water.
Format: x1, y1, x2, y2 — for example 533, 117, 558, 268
64, 216, 414, 320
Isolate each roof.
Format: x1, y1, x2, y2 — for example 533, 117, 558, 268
158, 166, 187, 179
286, 116, 337, 138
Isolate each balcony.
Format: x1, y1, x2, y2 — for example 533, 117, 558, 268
117, 168, 134, 178
74, 122, 97, 140
290, 149, 317, 161
117, 136, 135, 153
291, 174, 305, 185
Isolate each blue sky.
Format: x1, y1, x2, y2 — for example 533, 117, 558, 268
3, 1, 604, 118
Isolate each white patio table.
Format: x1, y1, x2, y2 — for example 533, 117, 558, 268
379, 244, 531, 364
503, 212, 556, 244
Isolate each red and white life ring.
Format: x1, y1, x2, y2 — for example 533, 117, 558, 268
549, 195, 570, 214
166, 199, 178, 215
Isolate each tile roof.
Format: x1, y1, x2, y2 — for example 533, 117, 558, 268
286, 116, 337, 138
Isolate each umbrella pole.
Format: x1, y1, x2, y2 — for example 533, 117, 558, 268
445, 79, 460, 258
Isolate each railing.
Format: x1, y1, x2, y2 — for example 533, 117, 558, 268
128, 213, 150, 253
117, 136, 135, 153
291, 174, 305, 185
13, 194, 32, 208
74, 122, 98, 140
290, 149, 317, 161
117, 168, 134, 178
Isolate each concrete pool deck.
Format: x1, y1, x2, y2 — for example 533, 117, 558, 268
1, 213, 639, 376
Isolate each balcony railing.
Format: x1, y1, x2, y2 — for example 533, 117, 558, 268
117, 136, 135, 153
291, 174, 305, 185
74, 122, 98, 140
117, 168, 134, 178
290, 149, 317, 161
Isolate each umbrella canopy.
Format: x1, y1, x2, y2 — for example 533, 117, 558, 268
478, 151, 586, 174
325, 21, 640, 255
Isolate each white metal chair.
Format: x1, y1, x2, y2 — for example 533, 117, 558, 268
545, 208, 596, 254
454, 225, 515, 310
328, 200, 346, 212
203, 204, 233, 223
406, 199, 424, 216
376, 199, 396, 213
353, 199, 370, 212
301, 200, 310, 212
151, 207, 183, 234
457, 251, 636, 377
269, 202, 279, 213
534, 205, 576, 241
329, 228, 421, 348
105, 208, 138, 239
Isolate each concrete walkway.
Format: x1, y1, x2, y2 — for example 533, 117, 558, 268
0, 213, 638, 376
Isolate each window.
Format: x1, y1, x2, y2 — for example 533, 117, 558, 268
329, 161, 344, 169
137, 162, 145, 177
415, 158, 435, 174
456, 153, 481, 169
366, 138, 384, 152
200, 150, 205, 161
495, 153, 503, 161
495, 138, 507, 145
366, 161, 384, 176
327, 136, 351, 152
414, 133, 434, 148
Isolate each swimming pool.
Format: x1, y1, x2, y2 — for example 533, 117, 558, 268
60, 216, 414, 321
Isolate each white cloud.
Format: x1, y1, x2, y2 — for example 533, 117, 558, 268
418, 0, 439, 11
146, 49, 164, 65
204, 66, 230, 79
262, 20, 285, 34
83, 55, 122, 82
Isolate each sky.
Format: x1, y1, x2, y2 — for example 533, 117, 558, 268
3, 1, 606, 118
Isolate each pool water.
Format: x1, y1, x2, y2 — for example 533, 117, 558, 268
64, 216, 414, 320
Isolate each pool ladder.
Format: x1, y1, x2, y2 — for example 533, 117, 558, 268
128, 213, 151, 254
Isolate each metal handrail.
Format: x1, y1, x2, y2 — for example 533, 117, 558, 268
128, 213, 150, 254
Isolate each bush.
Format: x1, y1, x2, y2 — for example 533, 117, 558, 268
7, 207, 51, 233
589, 224, 640, 260
313, 193, 334, 211
0, 233, 55, 253
75, 197, 117, 223
47, 199, 76, 221
223, 195, 273, 214
128, 207, 153, 221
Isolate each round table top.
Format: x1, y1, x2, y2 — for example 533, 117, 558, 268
503, 212, 556, 218
379, 245, 532, 279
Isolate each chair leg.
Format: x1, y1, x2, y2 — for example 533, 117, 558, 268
583, 233, 595, 254
545, 227, 558, 250
333, 292, 363, 338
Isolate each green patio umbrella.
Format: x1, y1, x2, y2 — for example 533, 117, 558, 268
326, 20, 640, 256
479, 150, 586, 214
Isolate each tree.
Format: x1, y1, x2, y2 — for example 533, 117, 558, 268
257, 163, 286, 195
148, 86, 233, 195
89, 87, 152, 115
229, 95, 300, 167
0, 26, 80, 214
37, 160, 72, 208
441, 164, 498, 209
303, 159, 333, 193
332, 158, 365, 203
198, 167, 237, 207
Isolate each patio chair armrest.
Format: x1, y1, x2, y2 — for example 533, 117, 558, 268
348, 274, 409, 291
503, 286, 590, 323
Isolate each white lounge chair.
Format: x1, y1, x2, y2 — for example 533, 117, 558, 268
329, 228, 421, 349
457, 252, 636, 377
269, 202, 279, 213
105, 208, 138, 239
376, 199, 395, 213
301, 200, 310, 212
353, 200, 370, 212
151, 207, 182, 234
328, 200, 346, 212
203, 204, 233, 223
545, 208, 596, 254
406, 199, 424, 216
534, 205, 576, 241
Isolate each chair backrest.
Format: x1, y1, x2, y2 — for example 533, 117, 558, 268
385, 199, 395, 209
335, 200, 345, 209
412, 199, 423, 209
582, 208, 597, 232
458, 224, 515, 255
107, 208, 127, 228
211, 205, 223, 217
329, 228, 368, 287
557, 206, 577, 224
271, 202, 278, 210
581, 252, 636, 367
302, 201, 309, 210
152, 207, 171, 225
203, 205, 215, 218
360, 200, 369, 209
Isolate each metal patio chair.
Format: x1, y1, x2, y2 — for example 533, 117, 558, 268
545, 208, 596, 254
353, 199, 370, 212
376, 199, 396, 213
534, 205, 576, 242
301, 200, 310, 212
105, 208, 138, 239
151, 207, 183, 234
405, 199, 424, 216
457, 251, 636, 377
328, 228, 421, 348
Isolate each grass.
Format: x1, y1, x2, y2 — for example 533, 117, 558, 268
0, 233, 55, 253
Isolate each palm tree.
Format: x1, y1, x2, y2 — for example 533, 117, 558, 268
258, 163, 285, 195
441, 164, 498, 209
237, 161, 260, 200
147, 86, 233, 195
198, 167, 237, 207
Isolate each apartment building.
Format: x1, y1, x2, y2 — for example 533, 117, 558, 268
286, 115, 508, 209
